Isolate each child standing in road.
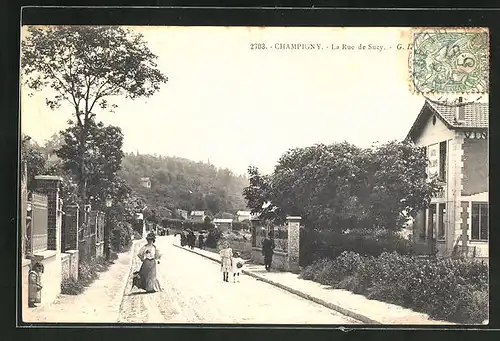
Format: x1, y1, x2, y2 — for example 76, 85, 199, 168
231, 251, 250, 283
219, 240, 233, 282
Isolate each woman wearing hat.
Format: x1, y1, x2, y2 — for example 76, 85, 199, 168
135, 231, 162, 293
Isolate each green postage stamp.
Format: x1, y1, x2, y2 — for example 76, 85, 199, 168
411, 28, 489, 94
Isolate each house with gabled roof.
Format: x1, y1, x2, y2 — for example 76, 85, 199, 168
190, 210, 206, 222
406, 98, 488, 259
213, 218, 233, 231
236, 210, 251, 222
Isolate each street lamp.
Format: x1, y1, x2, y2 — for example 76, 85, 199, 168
105, 196, 113, 261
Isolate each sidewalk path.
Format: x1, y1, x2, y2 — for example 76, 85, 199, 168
174, 240, 454, 325
23, 240, 143, 323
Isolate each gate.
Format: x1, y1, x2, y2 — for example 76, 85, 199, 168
28, 192, 48, 255
87, 211, 97, 259
299, 226, 314, 267
78, 210, 93, 262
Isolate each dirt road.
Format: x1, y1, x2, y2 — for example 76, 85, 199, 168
118, 236, 359, 324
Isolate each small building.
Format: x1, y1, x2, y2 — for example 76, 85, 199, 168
140, 177, 151, 189
190, 210, 206, 222
236, 210, 251, 222
406, 99, 488, 259
176, 209, 188, 220
213, 218, 234, 231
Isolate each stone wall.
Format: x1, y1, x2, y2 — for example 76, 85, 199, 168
251, 247, 289, 271
61, 250, 79, 280
61, 253, 70, 280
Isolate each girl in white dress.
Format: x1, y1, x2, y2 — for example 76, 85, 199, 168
231, 251, 250, 283
219, 240, 233, 282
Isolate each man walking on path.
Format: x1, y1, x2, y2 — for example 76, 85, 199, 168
262, 232, 275, 272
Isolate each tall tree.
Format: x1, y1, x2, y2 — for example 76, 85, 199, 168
56, 120, 126, 210
244, 141, 439, 232
21, 26, 168, 204
366, 141, 438, 231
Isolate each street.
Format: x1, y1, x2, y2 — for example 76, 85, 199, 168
118, 236, 360, 324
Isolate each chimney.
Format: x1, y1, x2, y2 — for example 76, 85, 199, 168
456, 97, 465, 123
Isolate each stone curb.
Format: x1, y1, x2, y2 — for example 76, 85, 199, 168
173, 243, 378, 324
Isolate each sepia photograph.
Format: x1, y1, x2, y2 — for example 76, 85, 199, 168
19, 23, 489, 325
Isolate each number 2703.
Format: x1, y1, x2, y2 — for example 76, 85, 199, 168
250, 43, 267, 50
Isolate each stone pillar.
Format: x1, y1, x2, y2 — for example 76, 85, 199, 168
65, 204, 80, 250
287, 216, 301, 272
35, 175, 63, 251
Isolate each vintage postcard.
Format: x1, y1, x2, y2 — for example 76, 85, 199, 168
19, 25, 489, 325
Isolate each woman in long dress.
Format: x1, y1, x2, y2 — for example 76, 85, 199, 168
136, 231, 162, 293
219, 240, 233, 282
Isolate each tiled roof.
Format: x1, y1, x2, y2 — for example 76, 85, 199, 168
427, 101, 489, 128
406, 101, 488, 141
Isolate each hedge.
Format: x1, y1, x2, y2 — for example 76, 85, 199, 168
61, 256, 110, 295
300, 251, 488, 324
299, 228, 419, 266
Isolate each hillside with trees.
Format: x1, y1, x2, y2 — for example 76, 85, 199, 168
119, 153, 249, 219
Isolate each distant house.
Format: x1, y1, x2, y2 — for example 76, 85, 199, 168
406, 99, 488, 259
176, 209, 188, 220
140, 177, 151, 189
216, 212, 236, 220
190, 210, 206, 222
213, 218, 233, 231
236, 210, 251, 222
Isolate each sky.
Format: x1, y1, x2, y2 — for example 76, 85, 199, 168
21, 26, 430, 175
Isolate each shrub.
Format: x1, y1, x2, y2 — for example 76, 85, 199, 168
78, 259, 99, 287
299, 251, 489, 324
72, 255, 113, 292
457, 289, 489, 324
109, 251, 119, 261
299, 228, 416, 266
132, 230, 142, 240
110, 221, 133, 252
61, 277, 84, 295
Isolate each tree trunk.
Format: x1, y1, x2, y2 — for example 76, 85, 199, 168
78, 115, 89, 207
